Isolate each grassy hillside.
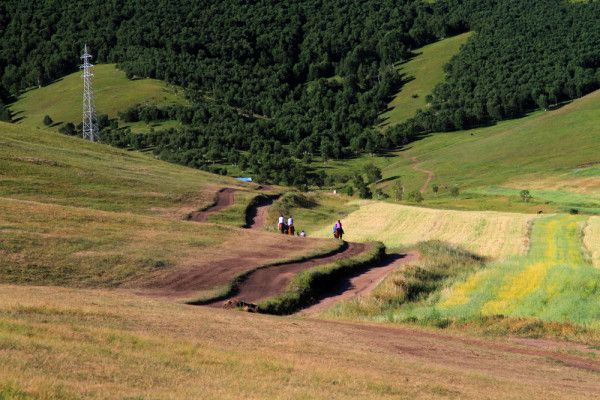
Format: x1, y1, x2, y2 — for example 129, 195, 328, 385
314, 200, 535, 259
334, 89, 600, 213
380, 32, 472, 127
0, 123, 330, 289
2, 285, 599, 399
0, 122, 224, 213
9, 64, 187, 133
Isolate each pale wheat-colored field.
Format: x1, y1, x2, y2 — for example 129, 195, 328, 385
315, 201, 536, 259
585, 216, 600, 267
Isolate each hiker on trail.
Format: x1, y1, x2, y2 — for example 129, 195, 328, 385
300, 230, 306, 238
333, 220, 344, 240
278, 215, 285, 234
288, 215, 295, 236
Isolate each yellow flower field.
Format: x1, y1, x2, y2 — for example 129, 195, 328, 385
315, 201, 536, 259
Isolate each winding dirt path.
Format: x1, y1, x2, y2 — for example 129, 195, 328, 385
408, 155, 434, 193
246, 196, 275, 229
189, 188, 237, 222
206, 242, 368, 306
300, 251, 419, 314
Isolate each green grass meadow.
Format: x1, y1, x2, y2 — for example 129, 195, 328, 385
380, 32, 472, 127
324, 89, 600, 213
9, 64, 187, 133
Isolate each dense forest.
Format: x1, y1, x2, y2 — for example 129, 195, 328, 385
398, 0, 600, 134
2, 0, 600, 186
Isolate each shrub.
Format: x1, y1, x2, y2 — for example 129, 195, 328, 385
520, 189, 532, 202
407, 190, 423, 203
43, 115, 53, 126
450, 185, 460, 197
392, 181, 404, 201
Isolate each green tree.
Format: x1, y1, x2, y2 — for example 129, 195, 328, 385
392, 180, 404, 201
520, 189, 532, 203
407, 190, 423, 203
363, 163, 382, 184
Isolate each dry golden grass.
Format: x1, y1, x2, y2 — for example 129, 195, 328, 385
584, 216, 600, 267
506, 173, 600, 195
315, 201, 536, 259
1, 285, 599, 399
0, 197, 330, 292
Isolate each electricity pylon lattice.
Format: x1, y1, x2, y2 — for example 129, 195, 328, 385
81, 44, 98, 141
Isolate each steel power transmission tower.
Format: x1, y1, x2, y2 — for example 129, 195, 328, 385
80, 44, 98, 141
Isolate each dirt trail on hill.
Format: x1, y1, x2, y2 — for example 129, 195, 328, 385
189, 188, 237, 222
408, 155, 434, 193
207, 242, 368, 306
246, 196, 275, 229
299, 251, 419, 314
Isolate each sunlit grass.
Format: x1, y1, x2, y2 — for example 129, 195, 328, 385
313, 200, 535, 259
438, 215, 600, 326
9, 64, 187, 131
324, 215, 600, 332
380, 32, 472, 127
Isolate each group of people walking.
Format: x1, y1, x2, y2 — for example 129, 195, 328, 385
278, 215, 305, 237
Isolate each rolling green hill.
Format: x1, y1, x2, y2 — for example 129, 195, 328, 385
380, 32, 472, 127
9, 64, 187, 133
325, 89, 600, 214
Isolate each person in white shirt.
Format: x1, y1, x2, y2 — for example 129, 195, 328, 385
287, 216, 295, 236
278, 215, 285, 234
300, 230, 306, 237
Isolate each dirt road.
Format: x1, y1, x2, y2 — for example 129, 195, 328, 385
300, 251, 419, 314
207, 242, 368, 306
189, 188, 237, 222
245, 196, 275, 229
408, 155, 434, 193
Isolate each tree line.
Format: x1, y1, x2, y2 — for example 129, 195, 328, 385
2, 0, 600, 185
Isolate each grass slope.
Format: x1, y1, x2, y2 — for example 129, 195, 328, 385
313, 200, 535, 259
380, 32, 472, 127
9, 64, 186, 132
358, 89, 600, 213
1, 285, 599, 399
0, 122, 225, 213
0, 123, 330, 288
437, 215, 600, 327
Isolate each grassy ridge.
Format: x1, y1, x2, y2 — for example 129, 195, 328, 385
324, 89, 600, 214
0, 122, 229, 213
9, 64, 186, 132
313, 200, 535, 259
380, 32, 473, 127
380, 91, 600, 208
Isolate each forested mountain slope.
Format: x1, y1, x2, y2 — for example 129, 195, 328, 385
2, 0, 600, 185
